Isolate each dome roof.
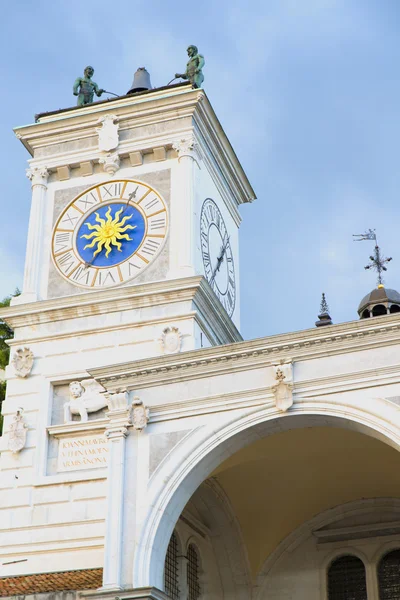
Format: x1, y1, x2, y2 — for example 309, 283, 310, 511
358, 287, 400, 312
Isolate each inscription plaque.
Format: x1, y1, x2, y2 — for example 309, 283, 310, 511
57, 434, 109, 472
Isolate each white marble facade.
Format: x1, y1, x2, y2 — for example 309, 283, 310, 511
1, 85, 400, 600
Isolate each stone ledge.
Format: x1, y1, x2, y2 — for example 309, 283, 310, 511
47, 419, 109, 437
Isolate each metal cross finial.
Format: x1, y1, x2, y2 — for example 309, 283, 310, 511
364, 244, 392, 286
353, 229, 392, 286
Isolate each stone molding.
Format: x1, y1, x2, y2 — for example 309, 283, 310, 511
0, 277, 241, 347
88, 312, 400, 391
96, 359, 400, 425
47, 418, 109, 437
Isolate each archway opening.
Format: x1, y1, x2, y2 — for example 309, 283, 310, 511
161, 426, 400, 598
138, 410, 400, 593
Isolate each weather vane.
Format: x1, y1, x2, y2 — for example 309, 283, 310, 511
353, 229, 392, 287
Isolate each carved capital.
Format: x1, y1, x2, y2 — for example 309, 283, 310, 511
26, 166, 49, 187
172, 137, 201, 165
105, 390, 132, 435
105, 425, 128, 440
99, 151, 120, 175
105, 390, 129, 413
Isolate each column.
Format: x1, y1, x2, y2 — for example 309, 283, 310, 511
19, 166, 49, 303
168, 137, 201, 279
102, 390, 131, 590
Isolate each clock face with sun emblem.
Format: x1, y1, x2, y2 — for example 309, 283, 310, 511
51, 179, 168, 289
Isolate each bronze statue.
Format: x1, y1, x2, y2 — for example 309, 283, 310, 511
73, 66, 104, 106
175, 45, 205, 89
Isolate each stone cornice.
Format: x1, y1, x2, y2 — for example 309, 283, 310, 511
88, 313, 400, 391
0, 277, 241, 346
148, 362, 400, 423
14, 87, 255, 208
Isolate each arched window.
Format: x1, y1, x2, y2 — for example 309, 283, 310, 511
389, 304, 400, 314
187, 543, 201, 600
378, 548, 400, 599
164, 532, 180, 600
372, 304, 387, 317
327, 555, 367, 600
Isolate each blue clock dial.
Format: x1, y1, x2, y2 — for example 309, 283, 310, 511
76, 202, 146, 267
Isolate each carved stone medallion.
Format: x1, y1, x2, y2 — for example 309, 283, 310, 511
132, 397, 150, 431
96, 114, 119, 152
159, 326, 182, 354
272, 361, 294, 412
12, 347, 34, 378
8, 410, 28, 453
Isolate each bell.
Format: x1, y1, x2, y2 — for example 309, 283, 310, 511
127, 67, 152, 94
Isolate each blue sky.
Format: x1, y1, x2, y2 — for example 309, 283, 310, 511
1, 0, 400, 340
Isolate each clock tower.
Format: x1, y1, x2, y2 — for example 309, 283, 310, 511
12, 82, 255, 363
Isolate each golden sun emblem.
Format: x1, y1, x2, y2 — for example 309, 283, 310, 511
81, 205, 136, 259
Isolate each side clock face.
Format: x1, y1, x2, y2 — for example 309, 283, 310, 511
200, 198, 236, 316
52, 179, 168, 289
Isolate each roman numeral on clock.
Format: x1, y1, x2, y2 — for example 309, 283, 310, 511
71, 265, 93, 286
54, 232, 71, 253
144, 197, 159, 211
101, 182, 122, 199
78, 190, 99, 210
57, 251, 77, 273
97, 270, 116, 286
149, 217, 166, 231
141, 239, 161, 257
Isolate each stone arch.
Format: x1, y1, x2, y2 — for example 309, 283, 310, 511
133, 401, 400, 589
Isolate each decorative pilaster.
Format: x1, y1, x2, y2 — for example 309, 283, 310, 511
102, 390, 132, 590
168, 138, 201, 279
20, 167, 49, 303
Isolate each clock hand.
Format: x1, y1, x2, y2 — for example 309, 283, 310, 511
209, 236, 230, 287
